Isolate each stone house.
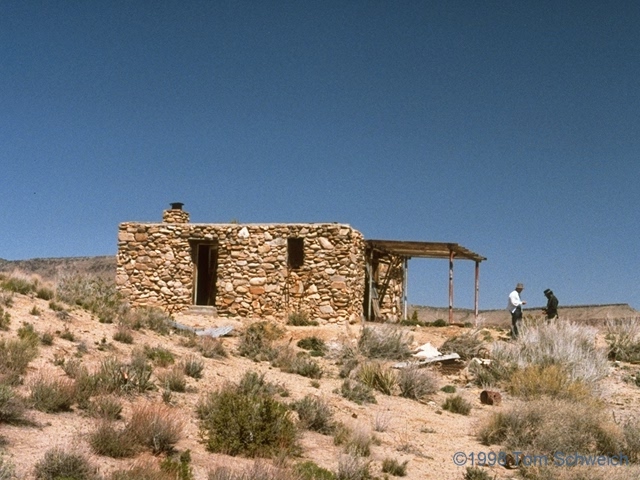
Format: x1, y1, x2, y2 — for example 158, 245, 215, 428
116, 204, 485, 324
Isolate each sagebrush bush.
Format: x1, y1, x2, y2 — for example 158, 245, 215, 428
397, 367, 439, 400
197, 377, 298, 458
144, 345, 175, 367
339, 379, 376, 405
238, 321, 283, 362
236, 371, 287, 397
33, 447, 100, 480
291, 395, 335, 434
606, 318, 640, 363
89, 395, 123, 420
0, 305, 10, 331
127, 402, 183, 454
29, 374, 76, 413
356, 362, 396, 395
0, 383, 26, 424
274, 347, 323, 379
442, 395, 471, 415
357, 326, 412, 360
113, 325, 134, 344
0, 337, 39, 384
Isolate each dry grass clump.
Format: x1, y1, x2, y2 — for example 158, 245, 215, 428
182, 354, 204, 379
273, 347, 323, 379
113, 325, 134, 344
88, 394, 123, 420
357, 326, 413, 360
287, 311, 319, 326
55, 272, 123, 324
335, 454, 371, 480
197, 371, 298, 458
335, 425, 373, 457
89, 420, 139, 458
606, 318, 640, 363
0, 382, 27, 424
0, 305, 10, 331
28, 373, 76, 413
356, 362, 396, 395
208, 461, 302, 480
397, 367, 439, 400
144, 345, 175, 367
33, 447, 100, 480
339, 379, 376, 405
157, 365, 187, 392
290, 395, 335, 434
507, 364, 592, 401
0, 337, 39, 385
381, 457, 408, 476
197, 336, 228, 358
476, 320, 608, 389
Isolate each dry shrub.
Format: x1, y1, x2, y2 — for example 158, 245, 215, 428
113, 325, 134, 344
442, 395, 471, 415
0, 305, 10, 331
343, 426, 373, 457
33, 447, 100, 480
144, 345, 175, 367
336, 454, 371, 480
182, 355, 204, 379
126, 402, 183, 454
397, 367, 439, 400
439, 329, 485, 360
55, 273, 123, 324
28, 373, 76, 413
198, 336, 228, 358
478, 397, 627, 458
89, 395, 123, 420
0, 453, 15, 480
89, 420, 138, 458
0, 383, 26, 424
273, 347, 323, 379
158, 366, 187, 392
356, 362, 396, 395
208, 461, 301, 480
357, 326, 412, 360
381, 457, 408, 476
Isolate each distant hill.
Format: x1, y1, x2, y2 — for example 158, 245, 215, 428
0, 255, 116, 282
1, 255, 637, 326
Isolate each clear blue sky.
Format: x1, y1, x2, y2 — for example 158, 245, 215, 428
2, 1, 639, 310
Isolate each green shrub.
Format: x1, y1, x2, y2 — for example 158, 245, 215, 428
1, 274, 35, 295
48, 300, 65, 312
33, 447, 100, 480
36, 286, 54, 300
197, 379, 298, 458
59, 327, 76, 341
235, 371, 288, 398
127, 306, 172, 334
160, 450, 194, 480
287, 311, 318, 326
89, 420, 138, 458
430, 319, 447, 327
297, 336, 327, 356
381, 458, 408, 476
339, 379, 376, 405
291, 395, 335, 434
397, 367, 438, 400
357, 326, 412, 360
17, 322, 40, 346
440, 385, 456, 394
463, 467, 493, 480
238, 322, 283, 362
40, 330, 55, 346
182, 355, 204, 379
356, 362, 396, 395
274, 348, 323, 379
294, 461, 336, 480
29, 374, 76, 413
442, 395, 471, 415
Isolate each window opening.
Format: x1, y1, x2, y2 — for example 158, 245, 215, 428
287, 237, 304, 269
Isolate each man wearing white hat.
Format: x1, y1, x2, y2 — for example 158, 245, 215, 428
507, 283, 526, 338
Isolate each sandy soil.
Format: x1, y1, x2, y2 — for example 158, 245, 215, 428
2, 292, 640, 480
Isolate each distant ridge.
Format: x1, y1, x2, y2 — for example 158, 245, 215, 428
0, 255, 116, 282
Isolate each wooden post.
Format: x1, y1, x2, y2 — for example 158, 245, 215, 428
449, 249, 454, 324
474, 260, 480, 319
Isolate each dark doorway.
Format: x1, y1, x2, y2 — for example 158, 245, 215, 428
193, 242, 218, 306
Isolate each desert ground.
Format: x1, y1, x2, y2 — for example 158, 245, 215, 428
1, 260, 640, 480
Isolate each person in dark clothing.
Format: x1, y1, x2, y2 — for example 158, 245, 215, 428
543, 289, 559, 320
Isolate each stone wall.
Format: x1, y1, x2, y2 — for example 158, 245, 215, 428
116, 216, 366, 324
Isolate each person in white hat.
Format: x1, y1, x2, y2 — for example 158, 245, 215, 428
507, 283, 526, 338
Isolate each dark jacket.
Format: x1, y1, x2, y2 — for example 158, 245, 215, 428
545, 294, 559, 318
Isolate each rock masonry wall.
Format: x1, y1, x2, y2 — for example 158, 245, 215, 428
116, 211, 366, 324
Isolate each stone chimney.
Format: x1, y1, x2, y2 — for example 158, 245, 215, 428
163, 202, 190, 223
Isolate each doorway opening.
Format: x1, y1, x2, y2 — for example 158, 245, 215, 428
192, 241, 218, 306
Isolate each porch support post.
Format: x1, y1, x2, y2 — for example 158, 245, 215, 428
474, 260, 480, 319
448, 249, 454, 324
